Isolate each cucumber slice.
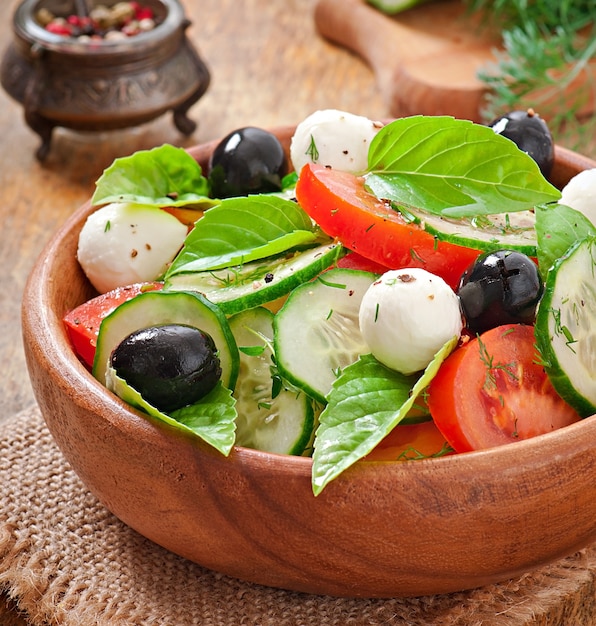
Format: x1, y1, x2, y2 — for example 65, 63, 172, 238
229, 307, 315, 455
164, 242, 344, 315
93, 290, 239, 391
535, 235, 596, 417
399, 205, 537, 255
274, 268, 378, 403
367, 0, 433, 13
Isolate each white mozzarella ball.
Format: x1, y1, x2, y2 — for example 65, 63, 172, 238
290, 109, 382, 174
559, 168, 596, 226
359, 268, 463, 375
77, 202, 187, 293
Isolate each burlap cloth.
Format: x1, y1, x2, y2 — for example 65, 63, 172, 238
1, 407, 595, 626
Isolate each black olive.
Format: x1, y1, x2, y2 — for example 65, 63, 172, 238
489, 109, 555, 178
457, 250, 544, 335
208, 127, 288, 198
110, 324, 222, 412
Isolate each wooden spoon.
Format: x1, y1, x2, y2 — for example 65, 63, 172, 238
315, 0, 596, 123
314, 0, 501, 122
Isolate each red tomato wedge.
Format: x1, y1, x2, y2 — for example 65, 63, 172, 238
162, 206, 204, 230
335, 251, 391, 275
364, 420, 453, 462
295, 163, 481, 290
427, 324, 581, 453
63, 282, 162, 368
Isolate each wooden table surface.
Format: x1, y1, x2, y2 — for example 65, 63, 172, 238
0, 0, 594, 623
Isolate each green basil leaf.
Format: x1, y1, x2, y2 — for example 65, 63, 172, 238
92, 144, 215, 208
108, 372, 237, 456
166, 194, 317, 276
281, 171, 298, 190
170, 384, 237, 455
366, 116, 561, 218
535, 202, 596, 276
311, 337, 457, 495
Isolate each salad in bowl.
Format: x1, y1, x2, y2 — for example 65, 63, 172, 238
22, 109, 596, 597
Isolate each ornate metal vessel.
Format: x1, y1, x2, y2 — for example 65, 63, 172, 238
1, 0, 210, 160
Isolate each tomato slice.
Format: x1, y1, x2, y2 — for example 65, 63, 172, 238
364, 420, 453, 462
162, 206, 204, 230
427, 324, 581, 452
335, 251, 391, 274
63, 282, 162, 368
295, 163, 480, 290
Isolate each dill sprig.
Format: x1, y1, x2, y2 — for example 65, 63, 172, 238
464, 0, 594, 32
463, 0, 596, 155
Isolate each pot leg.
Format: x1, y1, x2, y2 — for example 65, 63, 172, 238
173, 93, 200, 135
172, 43, 210, 136
25, 109, 54, 161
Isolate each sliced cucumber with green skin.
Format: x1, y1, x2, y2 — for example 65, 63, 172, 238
399, 204, 537, 256
535, 235, 596, 417
367, 0, 433, 13
164, 242, 344, 315
274, 268, 378, 404
93, 290, 239, 391
229, 307, 315, 455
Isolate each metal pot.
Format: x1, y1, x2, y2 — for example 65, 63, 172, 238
1, 0, 210, 160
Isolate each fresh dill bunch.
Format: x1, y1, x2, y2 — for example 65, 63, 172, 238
465, 0, 595, 32
463, 0, 596, 154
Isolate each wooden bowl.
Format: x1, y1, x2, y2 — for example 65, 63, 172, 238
21, 126, 596, 598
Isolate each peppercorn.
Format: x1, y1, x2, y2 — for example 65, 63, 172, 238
38, 2, 159, 41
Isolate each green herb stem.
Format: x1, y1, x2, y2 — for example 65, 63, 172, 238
463, 0, 596, 156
